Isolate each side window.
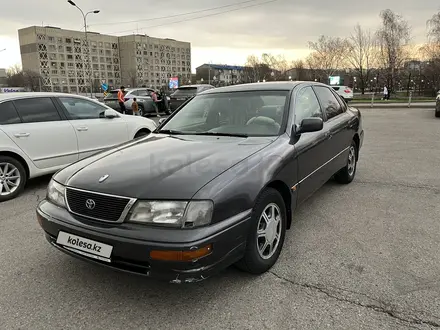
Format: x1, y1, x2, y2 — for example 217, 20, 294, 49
14, 98, 61, 123
294, 87, 323, 125
137, 89, 149, 97
313, 86, 343, 120
59, 97, 107, 120
0, 101, 21, 125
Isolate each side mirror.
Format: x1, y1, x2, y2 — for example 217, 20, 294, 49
104, 109, 117, 118
296, 117, 323, 135
158, 118, 167, 125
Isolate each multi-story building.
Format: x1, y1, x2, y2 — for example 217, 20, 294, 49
118, 34, 191, 90
18, 26, 191, 93
0, 68, 7, 87
195, 64, 245, 86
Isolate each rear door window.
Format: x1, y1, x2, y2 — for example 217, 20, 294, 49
0, 101, 21, 125
14, 97, 61, 123
313, 86, 344, 120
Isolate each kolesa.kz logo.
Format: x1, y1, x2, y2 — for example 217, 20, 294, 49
67, 236, 102, 253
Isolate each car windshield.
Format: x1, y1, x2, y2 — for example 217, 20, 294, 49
159, 90, 289, 137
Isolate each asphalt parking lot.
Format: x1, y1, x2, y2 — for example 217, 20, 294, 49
1, 108, 439, 330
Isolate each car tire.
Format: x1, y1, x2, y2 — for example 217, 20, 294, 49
235, 188, 287, 275
334, 140, 357, 184
134, 129, 150, 139
138, 104, 144, 117
0, 156, 27, 202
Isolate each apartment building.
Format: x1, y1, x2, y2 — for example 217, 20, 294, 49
18, 26, 191, 93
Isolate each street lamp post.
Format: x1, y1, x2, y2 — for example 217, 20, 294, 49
67, 0, 100, 97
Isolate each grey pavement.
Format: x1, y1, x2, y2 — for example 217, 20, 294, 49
0, 108, 439, 329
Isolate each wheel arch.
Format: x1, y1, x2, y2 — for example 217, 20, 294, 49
352, 133, 360, 159
134, 128, 151, 139
0, 151, 30, 179
264, 180, 294, 230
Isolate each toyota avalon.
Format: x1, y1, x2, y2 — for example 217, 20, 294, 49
36, 81, 364, 283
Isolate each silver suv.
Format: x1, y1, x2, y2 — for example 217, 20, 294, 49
104, 88, 170, 116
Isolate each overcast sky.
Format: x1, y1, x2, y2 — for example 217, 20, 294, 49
0, 0, 438, 72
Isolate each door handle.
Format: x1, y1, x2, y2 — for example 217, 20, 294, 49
325, 132, 332, 139
76, 126, 88, 131
14, 133, 30, 137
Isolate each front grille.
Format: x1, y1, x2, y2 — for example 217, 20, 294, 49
66, 188, 132, 222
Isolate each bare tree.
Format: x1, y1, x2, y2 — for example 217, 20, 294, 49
421, 9, 440, 94
307, 35, 350, 81
376, 9, 411, 93
127, 69, 137, 88
346, 24, 378, 94
23, 70, 42, 91
6, 65, 25, 87
291, 60, 308, 80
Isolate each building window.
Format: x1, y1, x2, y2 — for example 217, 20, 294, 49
65, 38, 72, 43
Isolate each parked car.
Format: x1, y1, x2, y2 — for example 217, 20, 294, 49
36, 82, 364, 283
0, 92, 157, 202
169, 84, 215, 111
104, 88, 170, 116
435, 91, 440, 118
331, 85, 353, 102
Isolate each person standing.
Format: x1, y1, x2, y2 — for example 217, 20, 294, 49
383, 86, 388, 100
132, 97, 140, 116
151, 90, 161, 117
118, 86, 126, 114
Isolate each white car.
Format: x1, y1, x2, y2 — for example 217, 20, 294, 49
331, 85, 353, 102
0, 92, 157, 202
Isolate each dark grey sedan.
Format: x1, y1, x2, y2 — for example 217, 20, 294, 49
36, 81, 364, 283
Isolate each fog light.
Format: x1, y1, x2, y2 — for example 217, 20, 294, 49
150, 244, 212, 262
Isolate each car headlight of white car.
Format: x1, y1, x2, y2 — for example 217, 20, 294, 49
47, 179, 66, 208
128, 200, 213, 228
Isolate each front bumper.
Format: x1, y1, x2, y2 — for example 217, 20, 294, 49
36, 200, 251, 283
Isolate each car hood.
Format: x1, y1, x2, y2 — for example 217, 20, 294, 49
55, 134, 275, 199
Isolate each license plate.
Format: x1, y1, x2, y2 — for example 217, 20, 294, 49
56, 231, 113, 261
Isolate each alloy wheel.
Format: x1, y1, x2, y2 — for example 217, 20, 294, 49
256, 203, 282, 260
347, 146, 356, 176
0, 162, 21, 196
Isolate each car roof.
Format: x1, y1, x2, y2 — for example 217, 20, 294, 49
178, 84, 212, 88
0, 92, 95, 102
200, 81, 326, 94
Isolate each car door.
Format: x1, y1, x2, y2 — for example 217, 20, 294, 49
292, 86, 330, 204
56, 97, 129, 159
136, 89, 154, 112
313, 86, 351, 174
0, 97, 78, 169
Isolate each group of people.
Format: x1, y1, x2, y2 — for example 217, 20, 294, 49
117, 86, 163, 117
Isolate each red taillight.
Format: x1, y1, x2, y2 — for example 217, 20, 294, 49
344, 89, 351, 93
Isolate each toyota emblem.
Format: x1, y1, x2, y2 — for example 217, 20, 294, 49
85, 199, 96, 210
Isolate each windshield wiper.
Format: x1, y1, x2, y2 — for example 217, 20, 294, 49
192, 131, 248, 137
157, 129, 189, 135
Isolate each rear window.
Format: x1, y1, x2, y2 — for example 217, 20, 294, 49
172, 87, 198, 97
104, 90, 120, 99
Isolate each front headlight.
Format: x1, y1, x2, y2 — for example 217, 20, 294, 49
128, 200, 213, 228
47, 179, 66, 208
